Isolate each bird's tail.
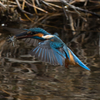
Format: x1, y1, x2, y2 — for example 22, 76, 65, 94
66, 47, 90, 71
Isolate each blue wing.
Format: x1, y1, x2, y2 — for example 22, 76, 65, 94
64, 46, 90, 70
30, 40, 65, 66
24, 28, 51, 35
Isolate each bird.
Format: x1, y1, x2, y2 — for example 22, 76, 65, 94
8, 28, 90, 71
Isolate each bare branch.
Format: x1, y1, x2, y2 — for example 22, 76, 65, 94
0, 1, 6, 9
15, 0, 33, 16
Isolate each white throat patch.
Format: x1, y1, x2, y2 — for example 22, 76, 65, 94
42, 35, 54, 39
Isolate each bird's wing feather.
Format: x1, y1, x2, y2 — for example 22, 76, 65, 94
64, 46, 90, 70
30, 40, 65, 66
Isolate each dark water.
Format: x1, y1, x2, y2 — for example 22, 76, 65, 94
0, 25, 100, 100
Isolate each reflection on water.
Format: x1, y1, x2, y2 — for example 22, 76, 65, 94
0, 28, 100, 100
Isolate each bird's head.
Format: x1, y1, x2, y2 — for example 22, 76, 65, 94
16, 28, 50, 40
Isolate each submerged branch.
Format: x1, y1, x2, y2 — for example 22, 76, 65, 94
5, 57, 42, 64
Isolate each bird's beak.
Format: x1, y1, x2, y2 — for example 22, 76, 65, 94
15, 31, 33, 39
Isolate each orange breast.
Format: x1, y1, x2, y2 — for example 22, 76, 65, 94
65, 58, 80, 68
68, 49, 75, 65
65, 49, 80, 68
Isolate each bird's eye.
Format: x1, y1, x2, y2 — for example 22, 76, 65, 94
27, 31, 34, 35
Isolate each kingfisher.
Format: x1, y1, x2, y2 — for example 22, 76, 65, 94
8, 28, 90, 70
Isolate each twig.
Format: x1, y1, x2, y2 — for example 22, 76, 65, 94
24, 14, 33, 22
1, 5, 17, 7
22, 0, 25, 10
0, 1, 6, 8
15, 0, 33, 16
21, 0, 33, 21
31, 14, 48, 27
76, 7, 100, 18
32, 0, 37, 14
42, 1, 56, 10
41, 13, 62, 23
42, 1, 62, 9
60, 0, 81, 15
7, 0, 9, 13
8, 1, 17, 4
25, 1, 48, 13
36, 0, 40, 6
69, 14, 76, 35
60, 0, 100, 18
